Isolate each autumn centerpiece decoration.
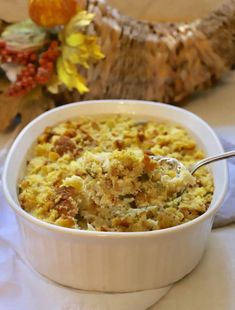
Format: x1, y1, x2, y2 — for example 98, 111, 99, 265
0, 0, 104, 97
1, 0, 235, 106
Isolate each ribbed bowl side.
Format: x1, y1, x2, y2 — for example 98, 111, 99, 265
18, 215, 213, 292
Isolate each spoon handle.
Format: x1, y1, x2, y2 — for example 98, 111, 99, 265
189, 150, 235, 175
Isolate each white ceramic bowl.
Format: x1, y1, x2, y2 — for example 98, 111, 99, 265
2, 100, 228, 293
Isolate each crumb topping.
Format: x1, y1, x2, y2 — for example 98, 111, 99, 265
18, 115, 214, 231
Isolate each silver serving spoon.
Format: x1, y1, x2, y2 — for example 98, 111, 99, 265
188, 150, 235, 174
151, 150, 235, 176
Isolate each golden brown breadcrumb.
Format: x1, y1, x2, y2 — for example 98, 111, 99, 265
18, 115, 214, 232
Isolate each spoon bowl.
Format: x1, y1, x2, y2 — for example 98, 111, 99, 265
151, 150, 235, 181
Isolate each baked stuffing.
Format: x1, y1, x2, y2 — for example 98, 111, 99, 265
18, 115, 214, 232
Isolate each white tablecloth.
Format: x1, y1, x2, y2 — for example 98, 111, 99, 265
151, 71, 235, 310
0, 70, 235, 309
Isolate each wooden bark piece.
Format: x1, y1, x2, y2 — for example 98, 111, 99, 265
0, 80, 21, 131
198, 0, 235, 67
0, 80, 54, 131
59, 0, 232, 104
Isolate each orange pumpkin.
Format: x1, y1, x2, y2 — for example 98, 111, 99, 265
29, 0, 77, 28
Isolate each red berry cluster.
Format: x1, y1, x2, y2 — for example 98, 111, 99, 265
0, 41, 37, 65
36, 41, 60, 85
8, 64, 37, 96
0, 40, 60, 97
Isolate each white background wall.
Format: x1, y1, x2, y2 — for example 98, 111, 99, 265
109, 0, 224, 21
0, 0, 225, 23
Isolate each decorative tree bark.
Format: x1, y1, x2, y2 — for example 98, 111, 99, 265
198, 0, 235, 67
58, 0, 235, 104
1, 0, 235, 131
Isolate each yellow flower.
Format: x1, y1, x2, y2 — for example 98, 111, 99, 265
56, 10, 104, 94
64, 11, 95, 36
57, 57, 88, 94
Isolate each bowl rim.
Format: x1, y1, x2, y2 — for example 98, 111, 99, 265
2, 99, 228, 239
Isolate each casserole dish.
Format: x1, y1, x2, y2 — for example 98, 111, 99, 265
2, 100, 228, 292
